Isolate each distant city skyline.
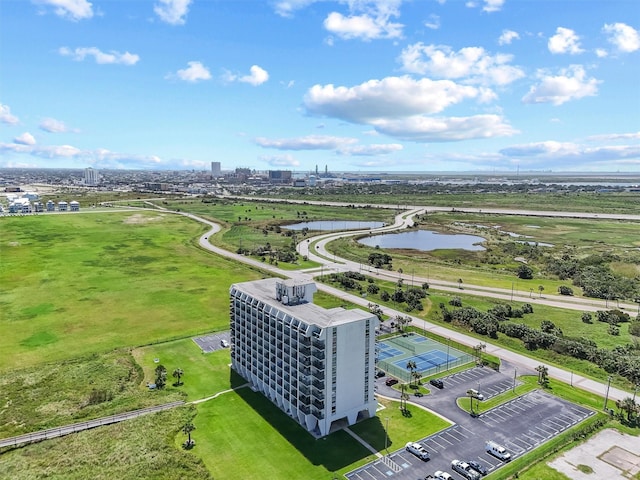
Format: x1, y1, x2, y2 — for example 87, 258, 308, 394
1, 0, 639, 172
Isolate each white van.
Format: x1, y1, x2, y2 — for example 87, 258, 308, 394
485, 441, 511, 461
468, 389, 484, 400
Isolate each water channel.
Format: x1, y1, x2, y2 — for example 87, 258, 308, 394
358, 230, 487, 251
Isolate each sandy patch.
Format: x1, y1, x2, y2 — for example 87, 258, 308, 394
8, 241, 21, 246
123, 213, 165, 224
548, 429, 640, 480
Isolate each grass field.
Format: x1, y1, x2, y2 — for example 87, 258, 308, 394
0, 212, 262, 372
0, 406, 212, 480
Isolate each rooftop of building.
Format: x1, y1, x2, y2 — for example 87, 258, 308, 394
231, 278, 374, 328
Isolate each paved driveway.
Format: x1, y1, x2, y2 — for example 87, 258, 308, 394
347, 366, 594, 480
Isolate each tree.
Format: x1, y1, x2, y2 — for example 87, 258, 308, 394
182, 422, 196, 448
616, 397, 638, 421
536, 365, 549, 387
558, 286, 574, 296
517, 265, 533, 279
412, 370, 422, 387
458, 278, 463, 290
406, 360, 417, 385
172, 368, 184, 386
538, 285, 545, 298
581, 312, 593, 324
155, 365, 167, 389
400, 384, 410, 414
473, 343, 486, 363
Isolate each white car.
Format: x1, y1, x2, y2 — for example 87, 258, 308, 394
220, 339, 229, 348
405, 441, 430, 461
451, 459, 480, 480
434, 471, 452, 480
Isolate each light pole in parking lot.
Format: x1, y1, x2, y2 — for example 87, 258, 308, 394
446, 338, 450, 371
512, 368, 517, 393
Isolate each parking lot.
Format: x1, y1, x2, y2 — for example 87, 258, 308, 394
193, 332, 230, 353
346, 368, 594, 480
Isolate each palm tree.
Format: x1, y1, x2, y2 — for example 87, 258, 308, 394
536, 365, 549, 387
473, 343, 486, 363
400, 384, 410, 413
412, 371, 421, 387
538, 285, 544, 298
616, 397, 638, 421
458, 278, 463, 290
183, 422, 196, 448
172, 368, 184, 386
406, 360, 417, 385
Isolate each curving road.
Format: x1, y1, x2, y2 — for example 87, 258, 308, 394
182, 206, 634, 404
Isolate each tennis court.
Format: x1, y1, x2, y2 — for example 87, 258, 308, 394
377, 332, 474, 382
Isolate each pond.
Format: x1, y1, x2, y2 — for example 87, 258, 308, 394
358, 230, 486, 251
285, 220, 385, 231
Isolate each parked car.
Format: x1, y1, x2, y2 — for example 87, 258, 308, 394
220, 339, 229, 348
467, 460, 488, 476
375, 370, 385, 378
405, 442, 430, 461
467, 388, 484, 400
485, 441, 511, 461
434, 471, 452, 480
385, 378, 399, 386
451, 459, 480, 480
429, 378, 444, 389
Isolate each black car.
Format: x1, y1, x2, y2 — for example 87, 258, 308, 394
467, 460, 488, 476
385, 378, 399, 386
429, 378, 444, 389
375, 370, 385, 378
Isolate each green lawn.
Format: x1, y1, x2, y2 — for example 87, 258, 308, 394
191, 388, 376, 479
0, 212, 263, 371
133, 339, 242, 401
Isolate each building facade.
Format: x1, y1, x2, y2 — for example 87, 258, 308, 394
230, 278, 378, 437
211, 162, 221, 177
84, 167, 99, 186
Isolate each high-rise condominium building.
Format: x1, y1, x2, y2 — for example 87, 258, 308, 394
230, 278, 378, 437
84, 167, 99, 186
211, 162, 221, 177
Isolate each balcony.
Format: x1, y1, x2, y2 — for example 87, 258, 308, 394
311, 386, 324, 401
312, 379, 325, 390
300, 404, 311, 414
300, 336, 311, 347
311, 360, 325, 371
312, 399, 324, 410
300, 395, 311, 405
312, 339, 325, 349
312, 408, 325, 420
299, 346, 311, 357
312, 369, 324, 381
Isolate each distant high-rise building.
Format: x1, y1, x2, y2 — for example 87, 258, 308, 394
84, 167, 99, 186
211, 162, 221, 177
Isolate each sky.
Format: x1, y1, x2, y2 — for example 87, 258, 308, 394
1, 0, 639, 173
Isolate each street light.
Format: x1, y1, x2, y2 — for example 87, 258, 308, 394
512, 368, 517, 393
603, 375, 613, 411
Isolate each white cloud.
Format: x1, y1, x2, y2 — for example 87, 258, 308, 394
323, 11, 403, 41
371, 114, 518, 142
14, 133, 36, 145
498, 29, 519, 45
255, 135, 358, 150
154, 0, 192, 25
398, 43, 524, 86
34, 0, 93, 21
338, 143, 403, 156
272, 0, 317, 18
522, 65, 600, 106
0, 104, 19, 125
259, 154, 300, 167
586, 131, 640, 142
499, 140, 640, 165
595, 48, 608, 58
240, 65, 270, 86
424, 14, 440, 30
304, 76, 482, 123
482, 0, 504, 12
223, 66, 270, 86
0, 142, 82, 158
58, 47, 139, 65
548, 27, 584, 54
603, 23, 640, 53
39, 118, 71, 133
168, 61, 212, 83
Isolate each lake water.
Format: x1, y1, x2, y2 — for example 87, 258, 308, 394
358, 230, 486, 251
285, 220, 385, 231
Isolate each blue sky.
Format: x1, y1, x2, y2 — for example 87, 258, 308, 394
1, 0, 639, 172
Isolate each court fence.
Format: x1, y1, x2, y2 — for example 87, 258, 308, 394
377, 334, 475, 382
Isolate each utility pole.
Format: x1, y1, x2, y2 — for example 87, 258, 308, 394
512, 368, 517, 393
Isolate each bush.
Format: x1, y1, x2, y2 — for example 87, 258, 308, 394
629, 322, 640, 337
517, 264, 533, 279
558, 285, 574, 296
